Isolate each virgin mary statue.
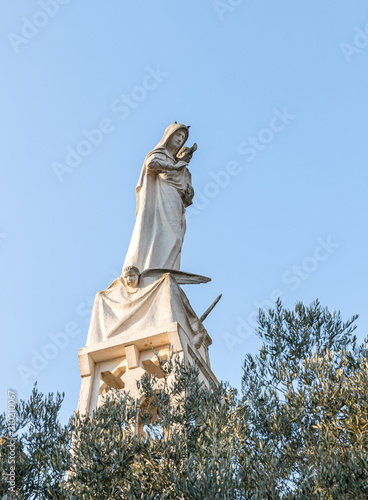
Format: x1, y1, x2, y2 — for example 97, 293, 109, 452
123, 123, 196, 272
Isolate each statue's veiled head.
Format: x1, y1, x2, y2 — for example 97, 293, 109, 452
166, 129, 187, 156
153, 123, 189, 157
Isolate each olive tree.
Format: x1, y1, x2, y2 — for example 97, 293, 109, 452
1, 300, 367, 499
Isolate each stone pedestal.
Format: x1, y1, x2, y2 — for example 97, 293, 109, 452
77, 273, 217, 415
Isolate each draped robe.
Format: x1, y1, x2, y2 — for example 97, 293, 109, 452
123, 123, 194, 272
86, 272, 206, 346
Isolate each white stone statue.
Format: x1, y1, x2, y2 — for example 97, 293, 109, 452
123, 123, 197, 272
77, 125, 221, 417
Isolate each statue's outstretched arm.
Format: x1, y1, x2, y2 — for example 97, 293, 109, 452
146, 155, 185, 173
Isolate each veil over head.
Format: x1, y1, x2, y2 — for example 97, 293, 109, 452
146, 122, 189, 160
135, 123, 190, 214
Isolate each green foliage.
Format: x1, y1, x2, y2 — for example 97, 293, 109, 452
1, 300, 367, 499
68, 358, 238, 499
0, 385, 71, 499
240, 299, 368, 498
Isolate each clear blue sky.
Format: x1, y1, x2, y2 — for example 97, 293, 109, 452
1, 1, 368, 421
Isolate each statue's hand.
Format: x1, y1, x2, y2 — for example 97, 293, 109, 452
175, 160, 188, 170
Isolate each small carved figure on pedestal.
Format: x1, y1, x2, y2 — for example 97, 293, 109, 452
121, 266, 140, 294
